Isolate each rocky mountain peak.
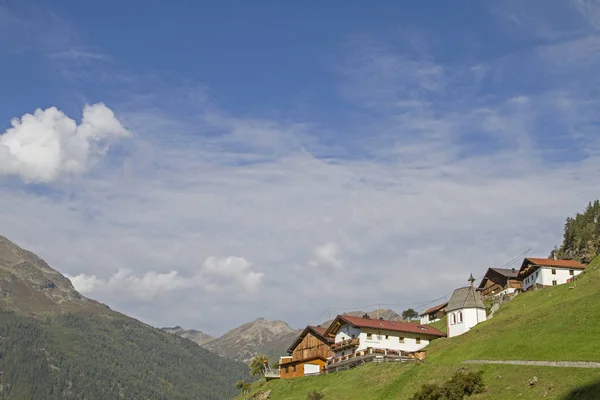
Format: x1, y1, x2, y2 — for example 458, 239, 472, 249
161, 326, 216, 346
0, 235, 98, 315
200, 318, 300, 363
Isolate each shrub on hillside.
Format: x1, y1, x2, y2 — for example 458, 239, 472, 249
307, 389, 325, 399
411, 369, 485, 400
411, 383, 443, 400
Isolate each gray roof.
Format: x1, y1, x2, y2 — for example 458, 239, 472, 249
489, 267, 519, 279
446, 286, 485, 312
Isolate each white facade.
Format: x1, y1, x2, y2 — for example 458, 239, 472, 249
332, 323, 433, 357
419, 314, 440, 325
494, 287, 517, 297
522, 267, 581, 291
304, 363, 320, 375
447, 307, 486, 338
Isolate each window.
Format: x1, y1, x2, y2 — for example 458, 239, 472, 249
552, 280, 557, 286
458, 312, 463, 323
451, 313, 456, 325
399, 337, 405, 343
569, 270, 574, 276
552, 269, 556, 275
366, 333, 372, 339
385, 335, 389, 340
292, 365, 296, 372
416, 338, 421, 344
285, 366, 289, 373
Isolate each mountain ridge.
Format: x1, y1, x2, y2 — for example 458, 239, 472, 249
164, 309, 407, 363
162, 326, 216, 346
201, 317, 301, 362
0, 234, 250, 399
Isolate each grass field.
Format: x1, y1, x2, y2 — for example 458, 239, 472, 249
429, 315, 447, 334
241, 256, 600, 399
244, 362, 600, 400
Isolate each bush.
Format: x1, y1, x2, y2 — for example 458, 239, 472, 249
444, 369, 485, 398
411, 369, 485, 400
411, 383, 443, 400
307, 389, 325, 399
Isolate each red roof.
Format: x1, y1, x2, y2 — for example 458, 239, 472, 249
311, 326, 328, 337
419, 302, 448, 317
329, 315, 446, 338
523, 258, 586, 269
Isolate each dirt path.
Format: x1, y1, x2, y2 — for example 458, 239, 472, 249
463, 360, 600, 368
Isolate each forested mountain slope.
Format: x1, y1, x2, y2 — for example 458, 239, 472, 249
0, 235, 251, 400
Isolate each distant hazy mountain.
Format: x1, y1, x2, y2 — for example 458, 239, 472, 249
164, 309, 407, 364
0, 235, 250, 400
201, 318, 301, 363
162, 326, 216, 346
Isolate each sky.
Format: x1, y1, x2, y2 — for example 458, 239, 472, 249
1, 0, 600, 336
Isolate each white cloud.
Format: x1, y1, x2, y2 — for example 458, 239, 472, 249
573, 0, 600, 30
68, 273, 101, 294
67, 256, 263, 303
0, 103, 129, 183
201, 256, 264, 292
2, 0, 600, 335
310, 243, 343, 270
68, 269, 186, 301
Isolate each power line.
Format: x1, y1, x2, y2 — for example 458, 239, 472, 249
304, 247, 532, 326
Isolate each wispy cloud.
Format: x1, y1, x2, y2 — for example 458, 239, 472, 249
68, 255, 263, 301
1, 1, 600, 334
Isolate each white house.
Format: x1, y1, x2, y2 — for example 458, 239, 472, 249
446, 275, 487, 338
419, 302, 448, 325
325, 314, 446, 358
517, 257, 586, 292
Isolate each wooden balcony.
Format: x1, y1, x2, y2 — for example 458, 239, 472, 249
325, 351, 414, 373
331, 338, 360, 351
263, 365, 280, 381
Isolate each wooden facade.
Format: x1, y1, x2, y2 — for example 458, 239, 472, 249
279, 357, 327, 379
279, 326, 333, 379
478, 267, 522, 297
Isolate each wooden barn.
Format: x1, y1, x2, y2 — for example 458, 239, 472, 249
279, 325, 333, 379
477, 267, 522, 297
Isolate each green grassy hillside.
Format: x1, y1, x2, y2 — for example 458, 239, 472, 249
429, 315, 447, 334
427, 256, 600, 364
242, 256, 600, 400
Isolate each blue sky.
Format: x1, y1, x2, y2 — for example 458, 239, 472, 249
1, 0, 600, 334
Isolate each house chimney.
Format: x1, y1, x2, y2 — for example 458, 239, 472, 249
363, 313, 370, 319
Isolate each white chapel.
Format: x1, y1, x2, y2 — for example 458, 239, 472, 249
446, 274, 487, 338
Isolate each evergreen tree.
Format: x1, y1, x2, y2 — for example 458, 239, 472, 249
551, 200, 600, 264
